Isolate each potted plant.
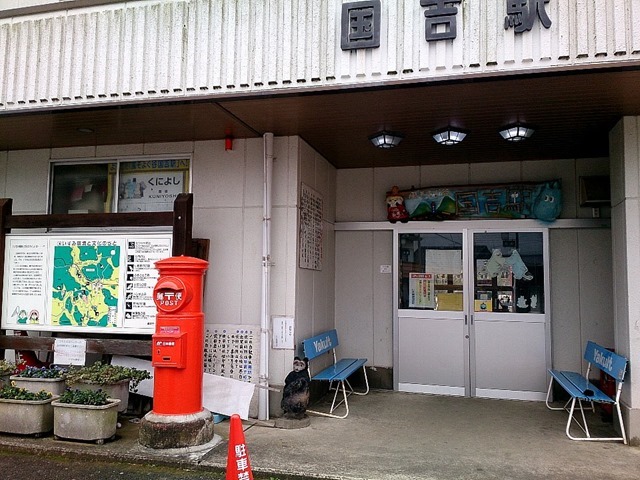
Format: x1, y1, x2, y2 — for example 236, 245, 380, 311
65, 362, 151, 413
52, 388, 120, 444
11, 365, 68, 395
0, 360, 20, 388
0, 383, 57, 436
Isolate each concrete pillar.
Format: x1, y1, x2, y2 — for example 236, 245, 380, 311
610, 116, 640, 445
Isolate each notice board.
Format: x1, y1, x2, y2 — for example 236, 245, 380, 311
298, 183, 323, 271
1, 233, 172, 334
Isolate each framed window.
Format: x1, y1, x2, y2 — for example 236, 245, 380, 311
473, 231, 544, 314
50, 157, 191, 214
399, 232, 464, 311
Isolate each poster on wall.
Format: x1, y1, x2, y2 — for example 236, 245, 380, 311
476, 259, 492, 286
2, 233, 172, 334
409, 273, 435, 308
118, 159, 190, 212
299, 183, 323, 270
204, 325, 260, 383
425, 249, 462, 275
385, 180, 562, 223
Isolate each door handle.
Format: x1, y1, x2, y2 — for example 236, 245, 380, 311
464, 314, 470, 338
470, 314, 474, 325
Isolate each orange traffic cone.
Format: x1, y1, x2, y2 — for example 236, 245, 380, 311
226, 414, 254, 480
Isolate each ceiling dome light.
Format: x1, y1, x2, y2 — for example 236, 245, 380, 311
369, 130, 404, 149
432, 127, 468, 145
499, 123, 535, 142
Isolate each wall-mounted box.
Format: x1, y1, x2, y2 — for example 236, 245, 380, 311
579, 176, 610, 206
152, 332, 187, 368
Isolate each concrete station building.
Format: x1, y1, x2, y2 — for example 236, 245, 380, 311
2, 0, 640, 442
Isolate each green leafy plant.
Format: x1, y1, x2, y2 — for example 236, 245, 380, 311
0, 384, 52, 401
65, 362, 151, 392
0, 360, 21, 377
13, 365, 67, 379
58, 388, 110, 406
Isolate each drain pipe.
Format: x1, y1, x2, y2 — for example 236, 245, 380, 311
259, 132, 274, 421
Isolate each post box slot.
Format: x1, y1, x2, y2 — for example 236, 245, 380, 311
152, 332, 187, 368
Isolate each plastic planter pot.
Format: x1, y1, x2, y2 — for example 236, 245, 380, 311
10, 376, 66, 396
52, 398, 121, 444
0, 395, 58, 436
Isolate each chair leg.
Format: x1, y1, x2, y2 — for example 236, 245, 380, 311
307, 381, 350, 419
577, 400, 591, 438
345, 370, 370, 396
616, 402, 628, 445
545, 376, 566, 411
329, 382, 343, 414
307, 367, 369, 420
562, 398, 626, 443
565, 398, 581, 440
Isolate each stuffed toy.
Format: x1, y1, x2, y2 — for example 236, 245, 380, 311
281, 356, 310, 419
531, 181, 562, 222
386, 186, 409, 223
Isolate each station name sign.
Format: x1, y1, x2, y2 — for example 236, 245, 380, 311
341, 0, 552, 50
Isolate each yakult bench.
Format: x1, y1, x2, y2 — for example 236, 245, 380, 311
302, 329, 369, 419
545, 341, 628, 444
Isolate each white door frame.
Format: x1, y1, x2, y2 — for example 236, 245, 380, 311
393, 221, 551, 400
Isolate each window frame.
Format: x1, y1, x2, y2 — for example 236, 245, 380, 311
48, 155, 192, 215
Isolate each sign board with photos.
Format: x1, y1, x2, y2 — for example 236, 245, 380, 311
1, 233, 172, 334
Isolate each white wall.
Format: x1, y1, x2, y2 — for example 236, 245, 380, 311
337, 158, 609, 224
6, 148, 49, 213
3, 0, 640, 113
1, 138, 615, 414
335, 230, 393, 366
335, 158, 614, 374
610, 116, 640, 441
549, 229, 613, 373
0, 136, 337, 410
192, 137, 263, 332
292, 137, 337, 375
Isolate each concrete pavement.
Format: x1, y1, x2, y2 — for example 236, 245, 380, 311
1, 389, 640, 479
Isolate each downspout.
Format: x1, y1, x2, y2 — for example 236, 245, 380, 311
259, 132, 274, 420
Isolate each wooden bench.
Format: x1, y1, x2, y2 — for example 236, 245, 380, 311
545, 341, 628, 444
302, 329, 369, 419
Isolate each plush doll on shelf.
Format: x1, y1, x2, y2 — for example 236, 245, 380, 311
281, 356, 310, 420
386, 186, 409, 223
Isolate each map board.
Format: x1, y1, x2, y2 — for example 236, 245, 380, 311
1, 233, 172, 334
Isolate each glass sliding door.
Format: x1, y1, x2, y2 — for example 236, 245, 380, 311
397, 232, 469, 396
471, 230, 549, 400
396, 227, 549, 400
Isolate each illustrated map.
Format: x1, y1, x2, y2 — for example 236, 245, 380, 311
51, 243, 120, 327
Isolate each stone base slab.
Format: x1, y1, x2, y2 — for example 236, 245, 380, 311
274, 415, 311, 429
139, 409, 214, 449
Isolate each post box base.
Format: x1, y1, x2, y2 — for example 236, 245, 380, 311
138, 409, 215, 449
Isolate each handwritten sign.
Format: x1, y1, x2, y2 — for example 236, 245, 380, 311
54, 338, 87, 365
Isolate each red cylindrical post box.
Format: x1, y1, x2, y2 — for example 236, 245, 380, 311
151, 255, 208, 415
